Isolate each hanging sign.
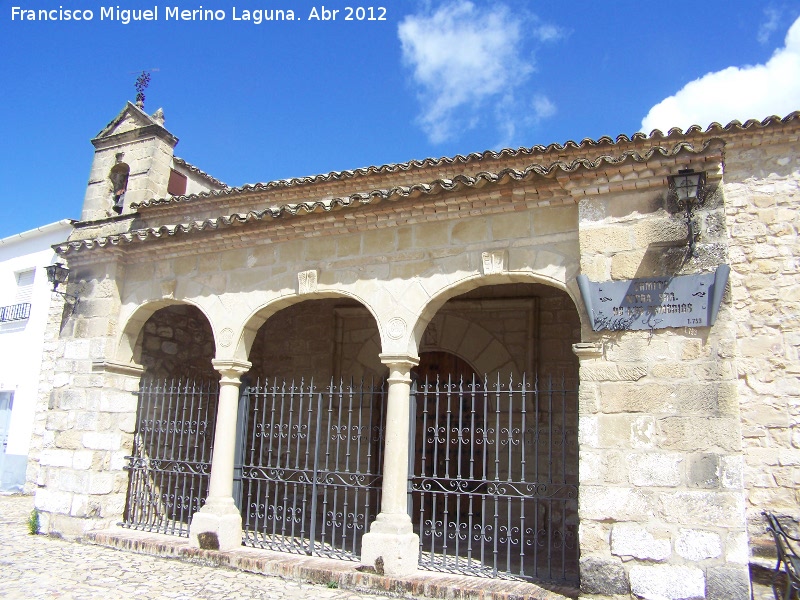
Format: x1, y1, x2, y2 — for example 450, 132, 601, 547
577, 265, 729, 331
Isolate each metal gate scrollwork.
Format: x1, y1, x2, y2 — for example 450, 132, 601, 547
239, 378, 386, 561
410, 372, 578, 585
122, 377, 218, 537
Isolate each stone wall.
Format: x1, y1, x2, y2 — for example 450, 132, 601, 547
576, 168, 750, 599
25, 291, 66, 495
28, 255, 139, 536
452, 282, 581, 383
723, 136, 800, 555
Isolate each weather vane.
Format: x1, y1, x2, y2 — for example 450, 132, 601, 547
132, 69, 159, 108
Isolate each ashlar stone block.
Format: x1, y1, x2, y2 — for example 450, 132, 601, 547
688, 454, 720, 488
597, 414, 656, 449
580, 486, 654, 522
35, 488, 73, 514
658, 490, 746, 528
675, 528, 722, 560
611, 523, 671, 561
39, 449, 74, 468
83, 432, 122, 451
629, 564, 705, 600
628, 452, 683, 487
706, 565, 751, 600
579, 521, 611, 554
580, 556, 629, 595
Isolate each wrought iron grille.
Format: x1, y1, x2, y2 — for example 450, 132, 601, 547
0, 302, 31, 322
122, 377, 218, 537
240, 378, 385, 560
410, 373, 578, 585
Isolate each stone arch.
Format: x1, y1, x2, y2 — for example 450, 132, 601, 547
408, 274, 583, 581
418, 314, 516, 377
116, 298, 216, 369
410, 270, 585, 357
232, 289, 381, 365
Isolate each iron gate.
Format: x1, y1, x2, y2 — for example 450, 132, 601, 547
240, 378, 386, 560
410, 373, 578, 584
122, 377, 218, 536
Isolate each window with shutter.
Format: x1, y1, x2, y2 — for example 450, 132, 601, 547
14, 270, 35, 304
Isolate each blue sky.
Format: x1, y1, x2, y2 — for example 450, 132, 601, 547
1, 0, 799, 239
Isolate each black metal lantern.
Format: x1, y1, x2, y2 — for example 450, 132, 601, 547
669, 169, 705, 203
45, 263, 70, 292
668, 169, 706, 256
45, 263, 79, 309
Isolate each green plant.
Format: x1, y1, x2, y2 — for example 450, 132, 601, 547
27, 508, 40, 535
326, 581, 338, 589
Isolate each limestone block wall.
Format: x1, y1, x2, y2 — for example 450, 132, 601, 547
28, 259, 140, 536
113, 184, 581, 366
25, 292, 66, 495
723, 137, 800, 552
576, 175, 749, 599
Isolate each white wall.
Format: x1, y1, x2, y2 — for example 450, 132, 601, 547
0, 220, 72, 491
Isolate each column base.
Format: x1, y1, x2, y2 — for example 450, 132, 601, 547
360, 513, 419, 577
188, 497, 242, 552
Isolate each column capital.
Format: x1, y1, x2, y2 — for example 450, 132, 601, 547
379, 354, 419, 384
379, 353, 419, 369
211, 358, 251, 383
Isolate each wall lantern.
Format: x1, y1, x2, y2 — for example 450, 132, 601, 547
668, 169, 706, 256
45, 263, 79, 305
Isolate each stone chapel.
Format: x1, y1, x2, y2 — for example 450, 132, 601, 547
26, 101, 800, 600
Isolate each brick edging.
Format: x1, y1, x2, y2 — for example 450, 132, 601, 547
85, 529, 574, 600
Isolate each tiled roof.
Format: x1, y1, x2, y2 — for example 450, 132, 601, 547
172, 157, 228, 189
57, 139, 723, 256
132, 111, 800, 211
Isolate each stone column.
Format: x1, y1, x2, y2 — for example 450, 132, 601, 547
189, 358, 251, 552
360, 353, 419, 576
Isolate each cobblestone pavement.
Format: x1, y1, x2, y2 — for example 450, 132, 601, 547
0, 495, 398, 600
1, 494, 779, 600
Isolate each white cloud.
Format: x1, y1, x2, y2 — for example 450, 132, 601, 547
640, 16, 800, 133
532, 94, 556, 120
758, 7, 781, 44
398, 0, 559, 144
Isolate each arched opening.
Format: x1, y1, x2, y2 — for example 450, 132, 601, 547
134, 304, 217, 380
410, 283, 580, 587
238, 298, 387, 560
109, 161, 130, 215
121, 304, 218, 537
246, 297, 385, 382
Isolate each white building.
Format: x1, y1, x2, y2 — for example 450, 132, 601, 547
0, 220, 73, 492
